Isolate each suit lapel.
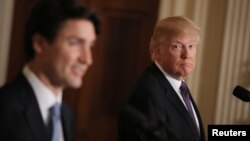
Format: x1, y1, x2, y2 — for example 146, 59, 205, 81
148, 63, 189, 115
164, 81, 200, 137
149, 63, 200, 140
17, 74, 50, 141
190, 96, 206, 141
61, 103, 72, 141
24, 104, 49, 141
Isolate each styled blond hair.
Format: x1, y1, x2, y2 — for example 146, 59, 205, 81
149, 16, 201, 60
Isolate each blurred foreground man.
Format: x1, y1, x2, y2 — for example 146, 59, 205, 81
0, 0, 100, 141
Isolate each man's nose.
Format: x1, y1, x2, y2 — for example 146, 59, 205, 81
181, 46, 190, 59
80, 46, 93, 65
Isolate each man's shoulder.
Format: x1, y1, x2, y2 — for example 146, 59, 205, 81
134, 64, 165, 89
0, 73, 30, 107
0, 73, 26, 94
125, 65, 165, 99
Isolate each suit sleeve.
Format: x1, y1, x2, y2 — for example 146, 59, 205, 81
117, 81, 167, 141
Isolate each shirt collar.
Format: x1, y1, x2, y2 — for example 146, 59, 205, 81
23, 65, 62, 123
154, 61, 182, 93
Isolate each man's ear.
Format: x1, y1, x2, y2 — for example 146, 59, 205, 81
32, 33, 48, 54
153, 45, 161, 59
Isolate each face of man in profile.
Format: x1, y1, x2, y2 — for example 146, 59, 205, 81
155, 34, 198, 80
35, 19, 97, 88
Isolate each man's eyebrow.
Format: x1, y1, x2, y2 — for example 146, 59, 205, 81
170, 40, 197, 44
67, 36, 86, 42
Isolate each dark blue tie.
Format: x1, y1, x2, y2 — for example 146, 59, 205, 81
179, 82, 196, 126
50, 103, 61, 141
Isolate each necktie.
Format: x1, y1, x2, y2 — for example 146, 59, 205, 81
50, 103, 61, 141
179, 82, 196, 126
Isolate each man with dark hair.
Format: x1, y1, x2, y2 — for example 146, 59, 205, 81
0, 0, 100, 141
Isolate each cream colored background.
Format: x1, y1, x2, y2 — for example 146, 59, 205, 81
0, 0, 14, 86
158, 0, 250, 133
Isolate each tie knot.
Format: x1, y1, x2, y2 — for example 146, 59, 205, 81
50, 103, 61, 119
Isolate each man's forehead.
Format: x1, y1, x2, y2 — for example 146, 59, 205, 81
165, 35, 199, 45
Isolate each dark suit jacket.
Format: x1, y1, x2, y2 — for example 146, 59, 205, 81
0, 73, 74, 141
118, 63, 206, 141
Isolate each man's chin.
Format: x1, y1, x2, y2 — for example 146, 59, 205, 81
183, 68, 193, 74
178, 71, 193, 79
68, 80, 82, 89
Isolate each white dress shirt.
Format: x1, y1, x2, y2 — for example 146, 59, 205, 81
23, 65, 65, 141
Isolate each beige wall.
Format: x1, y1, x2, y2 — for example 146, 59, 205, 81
215, 0, 250, 124
159, 0, 250, 134
0, 0, 14, 86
